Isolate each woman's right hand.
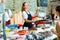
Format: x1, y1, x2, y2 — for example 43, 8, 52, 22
51, 29, 56, 34
25, 19, 32, 22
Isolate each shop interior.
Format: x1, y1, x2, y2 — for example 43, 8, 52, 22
0, 0, 60, 40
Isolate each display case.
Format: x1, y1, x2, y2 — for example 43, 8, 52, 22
0, 14, 4, 40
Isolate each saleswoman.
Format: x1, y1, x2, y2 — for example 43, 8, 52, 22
21, 2, 38, 29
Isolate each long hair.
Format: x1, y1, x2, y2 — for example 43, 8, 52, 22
56, 6, 60, 13
21, 2, 27, 12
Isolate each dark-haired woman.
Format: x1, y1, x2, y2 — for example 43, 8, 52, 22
51, 6, 60, 40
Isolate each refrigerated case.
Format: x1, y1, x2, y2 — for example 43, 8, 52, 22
0, 0, 6, 40
0, 14, 4, 40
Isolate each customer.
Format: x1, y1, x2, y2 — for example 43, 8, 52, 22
21, 2, 38, 29
51, 6, 60, 40
54, 6, 60, 20
5, 9, 12, 25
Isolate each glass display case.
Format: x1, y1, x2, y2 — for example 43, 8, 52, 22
0, 0, 58, 40
0, 14, 4, 40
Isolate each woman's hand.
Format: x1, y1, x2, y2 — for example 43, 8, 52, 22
51, 28, 60, 37
51, 29, 56, 34
34, 9, 38, 17
25, 19, 32, 22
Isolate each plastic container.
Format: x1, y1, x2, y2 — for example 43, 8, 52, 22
7, 24, 18, 29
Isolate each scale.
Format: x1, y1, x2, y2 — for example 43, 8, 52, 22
37, 7, 47, 20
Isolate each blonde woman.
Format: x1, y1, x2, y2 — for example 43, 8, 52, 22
21, 2, 38, 29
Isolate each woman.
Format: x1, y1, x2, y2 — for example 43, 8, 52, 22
5, 9, 12, 25
51, 6, 60, 40
21, 2, 38, 29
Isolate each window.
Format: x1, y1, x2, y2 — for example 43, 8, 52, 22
37, 0, 48, 7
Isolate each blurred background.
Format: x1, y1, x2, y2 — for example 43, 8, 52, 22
0, 0, 60, 40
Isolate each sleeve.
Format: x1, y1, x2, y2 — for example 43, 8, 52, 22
5, 12, 10, 21
22, 11, 28, 19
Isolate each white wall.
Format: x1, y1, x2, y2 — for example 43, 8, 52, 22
4, 0, 37, 15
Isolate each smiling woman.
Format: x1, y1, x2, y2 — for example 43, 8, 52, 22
21, 2, 38, 29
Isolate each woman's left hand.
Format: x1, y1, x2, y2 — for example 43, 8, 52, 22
35, 9, 38, 17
